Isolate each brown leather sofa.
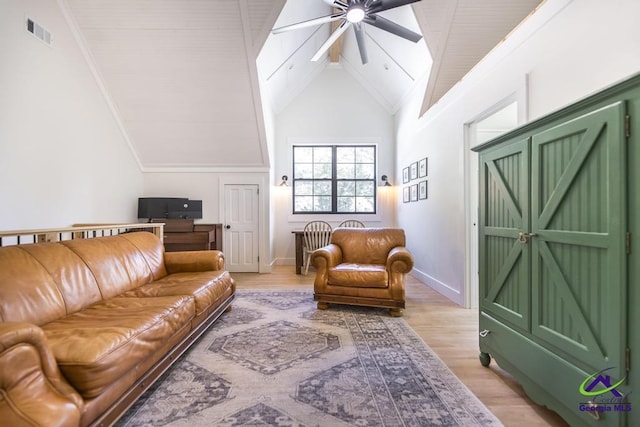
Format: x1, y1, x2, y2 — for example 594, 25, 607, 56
312, 227, 414, 316
0, 231, 235, 427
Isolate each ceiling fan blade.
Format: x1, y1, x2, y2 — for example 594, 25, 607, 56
311, 20, 351, 62
272, 13, 345, 34
368, 0, 422, 14
365, 15, 422, 42
353, 23, 368, 64
322, 0, 348, 10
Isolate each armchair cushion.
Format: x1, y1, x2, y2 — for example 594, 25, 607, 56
328, 264, 388, 288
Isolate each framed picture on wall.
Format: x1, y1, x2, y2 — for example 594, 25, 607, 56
410, 162, 418, 180
419, 157, 428, 177
419, 180, 428, 199
403, 167, 410, 184
410, 184, 418, 202
403, 186, 410, 203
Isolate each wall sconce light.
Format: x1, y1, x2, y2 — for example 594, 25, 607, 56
279, 175, 289, 186
381, 174, 392, 187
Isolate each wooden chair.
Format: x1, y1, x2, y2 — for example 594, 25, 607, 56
303, 221, 332, 275
338, 219, 365, 228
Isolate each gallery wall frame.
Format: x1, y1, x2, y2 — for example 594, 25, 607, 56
410, 184, 418, 202
419, 158, 427, 178
403, 186, 410, 203
410, 162, 418, 180
419, 180, 427, 199
402, 167, 410, 184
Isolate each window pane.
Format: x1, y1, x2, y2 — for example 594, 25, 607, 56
295, 196, 313, 212
356, 181, 374, 196
356, 146, 374, 163
314, 181, 331, 195
314, 196, 332, 211
295, 146, 313, 163
314, 146, 332, 163
294, 180, 313, 195
337, 181, 355, 196
356, 197, 375, 212
314, 163, 332, 179
355, 163, 374, 179
336, 146, 355, 163
337, 197, 355, 212
336, 163, 354, 179
295, 163, 312, 179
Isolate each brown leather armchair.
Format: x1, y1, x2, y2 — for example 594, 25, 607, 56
312, 227, 414, 316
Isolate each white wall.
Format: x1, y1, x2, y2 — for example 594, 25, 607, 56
396, 0, 640, 305
0, 0, 143, 230
272, 66, 397, 265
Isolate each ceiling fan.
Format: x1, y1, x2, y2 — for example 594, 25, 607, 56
272, 0, 423, 65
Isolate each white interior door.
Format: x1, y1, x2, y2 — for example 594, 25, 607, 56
224, 184, 259, 272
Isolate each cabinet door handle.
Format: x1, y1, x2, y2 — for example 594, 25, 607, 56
518, 232, 538, 244
479, 329, 491, 337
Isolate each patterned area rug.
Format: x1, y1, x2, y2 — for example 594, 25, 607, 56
117, 290, 502, 427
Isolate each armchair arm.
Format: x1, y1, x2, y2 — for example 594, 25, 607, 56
0, 322, 82, 427
386, 247, 414, 274
312, 244, 342, 289
165, 250, 225, 273
312, 244, 342, 270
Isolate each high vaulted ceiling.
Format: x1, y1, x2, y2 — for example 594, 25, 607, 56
62, 0, 544, 170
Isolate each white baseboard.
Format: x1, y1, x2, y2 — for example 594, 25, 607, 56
410, 268, 464, 307
271, 258, 296, 266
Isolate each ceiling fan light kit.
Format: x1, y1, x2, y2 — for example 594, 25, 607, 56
346, 5, 366, 23
272, 0, 423, 65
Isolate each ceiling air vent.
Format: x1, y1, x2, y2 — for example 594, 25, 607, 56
26, 17, 52, 46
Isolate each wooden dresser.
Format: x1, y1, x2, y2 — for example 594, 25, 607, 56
156, 219, 222, 252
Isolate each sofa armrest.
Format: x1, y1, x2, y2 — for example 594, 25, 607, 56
0, 322, 82, 426
386, 247, 414, 274
165, 250, 225, 273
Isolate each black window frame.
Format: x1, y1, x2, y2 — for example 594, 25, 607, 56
292, 144, 377, 214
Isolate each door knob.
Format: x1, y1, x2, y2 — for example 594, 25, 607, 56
225, 225, 231, 229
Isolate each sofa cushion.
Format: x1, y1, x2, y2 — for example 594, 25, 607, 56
19, 243, 103, 316
328, 263, 388, 288
119, 232, 168, 280
62, 236, 156, 299
0, 247, 67, 325
123, 270, 234, 315
42, 295, 195, 399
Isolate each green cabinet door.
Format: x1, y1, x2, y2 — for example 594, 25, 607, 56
530, 102, 627, 378
479, 137, 531, 331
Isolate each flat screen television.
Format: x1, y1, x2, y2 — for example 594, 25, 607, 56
167, 199, 203, 219
138, 197, 202, 220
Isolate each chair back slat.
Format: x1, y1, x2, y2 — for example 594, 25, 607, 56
338, 220, 365, 228
303, 221, 332, 251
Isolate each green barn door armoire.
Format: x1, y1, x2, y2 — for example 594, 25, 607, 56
473, 73, 640, 426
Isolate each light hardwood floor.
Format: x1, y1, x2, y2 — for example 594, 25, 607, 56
232, 266, 569, 427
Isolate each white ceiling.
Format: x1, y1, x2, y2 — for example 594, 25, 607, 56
62, 0, 544, 170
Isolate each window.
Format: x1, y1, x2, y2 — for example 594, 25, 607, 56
293, 145, 376, 214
